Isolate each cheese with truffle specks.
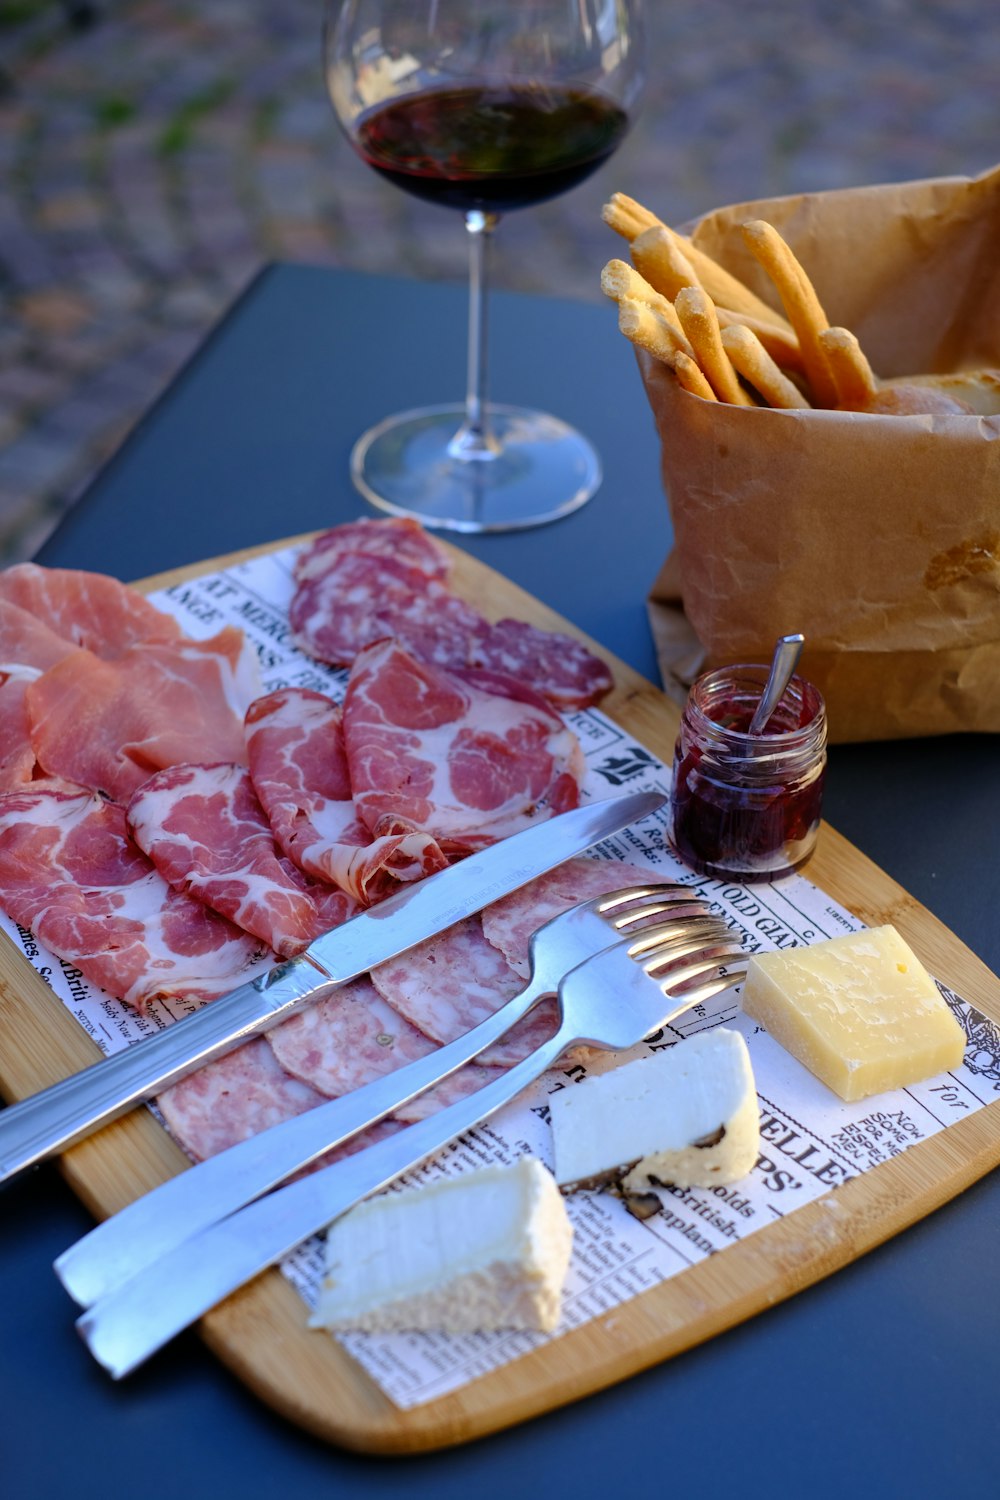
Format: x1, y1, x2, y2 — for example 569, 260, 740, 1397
550, 1028, 759, 1194
309, 1156, 573, 1336
742, 925, 965, 1102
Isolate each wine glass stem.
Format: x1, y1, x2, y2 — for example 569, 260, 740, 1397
448, 209, 502, 463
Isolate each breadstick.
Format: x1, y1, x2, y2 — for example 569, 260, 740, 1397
601, 260, 696, 360
675, 286, 754, 406
721, 324, 812, 409
601, 191, 660, 241
715, 307, 804, 373
670, 350, 718, 402
818, 326, 878, 409
631, 224, 701, 301
617, 297, 693, 367
740, 219, 837, 406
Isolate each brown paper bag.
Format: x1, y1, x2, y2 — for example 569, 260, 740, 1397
642, 165, 1000, 742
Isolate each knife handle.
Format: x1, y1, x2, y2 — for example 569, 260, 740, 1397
0, 957, 327, 1186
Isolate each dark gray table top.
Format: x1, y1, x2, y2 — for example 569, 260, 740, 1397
6, 264, 999, 1496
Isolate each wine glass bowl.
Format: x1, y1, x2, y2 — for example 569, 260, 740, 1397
325, 0, 644, 532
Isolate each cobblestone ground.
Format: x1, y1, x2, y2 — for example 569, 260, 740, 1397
0, 0, 997, 564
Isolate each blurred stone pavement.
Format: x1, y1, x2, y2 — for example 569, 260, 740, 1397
0, 0, 997, 564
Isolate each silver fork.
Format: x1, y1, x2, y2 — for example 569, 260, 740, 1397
75, 916, 747, 1379
56, 882, 707, 1309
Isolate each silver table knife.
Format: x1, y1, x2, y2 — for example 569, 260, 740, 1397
0, 788, 664, 1185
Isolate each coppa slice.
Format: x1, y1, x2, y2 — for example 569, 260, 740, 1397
342, 638, 584, 853
267, 976, 437, 1097
483, 855, 672, 978
0, 786, 268, 1010
370, 916, 562, 1067
289, 552, 486, 671
0, 562, 183, 657
293, 516, 452, 585
127, 763, 356, 958
25, 627, 261, 804
245, 687, 448, 906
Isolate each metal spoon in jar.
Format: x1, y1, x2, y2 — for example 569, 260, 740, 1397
748, 633, 805, 734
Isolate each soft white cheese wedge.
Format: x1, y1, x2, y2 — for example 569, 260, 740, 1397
551, 1028, 759, 1194
742, 924, 966, 1101
309, 1156, 573, 1336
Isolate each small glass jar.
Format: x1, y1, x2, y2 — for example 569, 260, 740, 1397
668, 664, 827, 882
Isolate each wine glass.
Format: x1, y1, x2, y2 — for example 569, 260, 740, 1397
324, 0, 645, 533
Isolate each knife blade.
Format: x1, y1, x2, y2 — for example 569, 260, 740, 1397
0, 788, 664, 1185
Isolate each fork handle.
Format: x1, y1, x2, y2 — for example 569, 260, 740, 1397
77, 1021, 574, 1379
56, 970, 552, 1309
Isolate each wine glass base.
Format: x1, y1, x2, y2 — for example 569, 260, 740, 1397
349, 403, 601, 533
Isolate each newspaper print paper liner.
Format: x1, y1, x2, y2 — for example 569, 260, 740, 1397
2, 545, 996, 1409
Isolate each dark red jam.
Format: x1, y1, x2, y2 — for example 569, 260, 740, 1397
668, 668, 827, 882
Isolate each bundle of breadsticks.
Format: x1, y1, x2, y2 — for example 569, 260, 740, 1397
601, 192, 999, 416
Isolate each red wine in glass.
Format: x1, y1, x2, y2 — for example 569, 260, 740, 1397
326, 0, 645, 533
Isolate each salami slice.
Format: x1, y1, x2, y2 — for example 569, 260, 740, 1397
268, 976, 437, 1096
25, 627, 261, 804
342, 637, 584, 852
294, 516, 452, 585
0, 561, 183, 656
472, 617, 613, 709
370, 916, 560, 1067
127, 763, 356, 958
0, 786, 269, 1009
289, 551, 486, 671
482, 855, 670, 978
389, 1063, 506, 1123
157, 1037, 400, 1167
245, 687, 448, 905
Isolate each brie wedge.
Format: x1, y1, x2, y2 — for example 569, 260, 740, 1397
551, 1028, 759, 1194
310, 1156, 573, 1336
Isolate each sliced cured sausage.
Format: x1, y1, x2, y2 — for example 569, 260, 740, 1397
389, 1062, 506, 1123
370, 916, 561, 1067
245, 687, 448, 906
127, 763, 355, 958
0, 786, 268, 1010
472, 617, 613, 710
268, 976, 437, 1097
342, 638, 584, 853
293, 515, 452, 585
25, 627, 260, 804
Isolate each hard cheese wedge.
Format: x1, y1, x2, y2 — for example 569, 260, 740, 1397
550, 1028, 759, 1193
310, 1156, 573, 1335
742, 924, 966, 1101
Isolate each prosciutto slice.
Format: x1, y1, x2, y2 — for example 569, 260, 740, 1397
127, 763, 356, 958
268, 976, 437, 1097
0, 599, 79, 790
482, 855, 670, 978
0, 562, 182, 657
370, 917, 561, 1067
245, 687, 448, 905
25, 626, 260, 803
342, 638, 584, 852
0, 786, 267, 1009
157, 1037, 399, 1166
294, 516, 451, 585
289, 551, 486, 671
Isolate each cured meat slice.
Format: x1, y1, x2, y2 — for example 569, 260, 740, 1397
268, 976, 437, 1097
0, 562, 182, 657
482, 855, 670, 978
25, 627, 261, 804
127, 763, 355, 958
245, 687, 448, 905
157, 1037, 400, 1166
342, 638, 584, 852
0, 787, 268, 1009
472, 617, 614, 710
390, 1063, 506, 1123
0, 596, 79, 673
0, 673, 41, 791
370, 917, 561, 1067
294, 516, 452, 585
289, 551, 486, 671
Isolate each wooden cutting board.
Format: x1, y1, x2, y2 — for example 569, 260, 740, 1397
2, 536, 999, 1454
